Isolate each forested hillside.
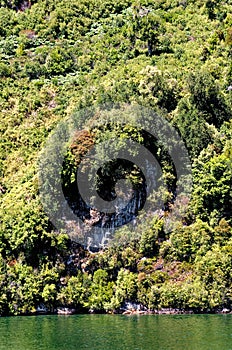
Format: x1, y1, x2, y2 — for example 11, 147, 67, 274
0, 0, 232, 315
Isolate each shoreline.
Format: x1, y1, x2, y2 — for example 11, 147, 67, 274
121, 308, 232, 316
2, 308, 231, 317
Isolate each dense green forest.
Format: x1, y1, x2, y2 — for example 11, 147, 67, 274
0, 0, 232, 315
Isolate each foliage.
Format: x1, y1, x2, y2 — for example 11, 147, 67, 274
0, 0, 232, 314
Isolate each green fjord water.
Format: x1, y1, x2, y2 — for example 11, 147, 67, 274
0, 314, 231, 350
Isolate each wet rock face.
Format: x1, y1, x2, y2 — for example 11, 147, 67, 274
61, 126, 177, 249
63, 162, 147, 232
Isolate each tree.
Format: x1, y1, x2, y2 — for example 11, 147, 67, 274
88, 269, 114, 311
139, 218, 164, 258
109, 269, 137, 310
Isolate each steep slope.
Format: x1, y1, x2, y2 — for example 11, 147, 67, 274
0, 0, 231, 315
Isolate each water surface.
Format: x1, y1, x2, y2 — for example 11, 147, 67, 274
0, 314, 231, 350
